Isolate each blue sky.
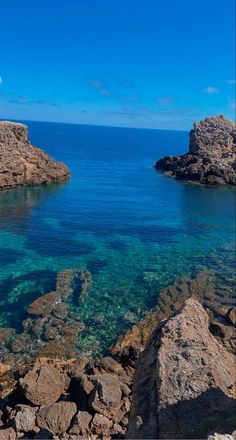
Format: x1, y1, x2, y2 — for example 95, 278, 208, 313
0, 0, 235, 129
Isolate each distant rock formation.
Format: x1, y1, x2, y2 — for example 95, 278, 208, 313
127, 299, 236, 439
155, 115, 236, 185
0, 121, 70, 190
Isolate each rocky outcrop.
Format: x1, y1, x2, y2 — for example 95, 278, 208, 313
0, 299, 235, 439
155, 115, 236, 185
0, 121, 70, 189
127, 299, 236, 439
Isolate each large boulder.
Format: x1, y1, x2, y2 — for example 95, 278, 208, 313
0, 121, 69, 189
155, 115, 236, 185
127, 299, 236, 439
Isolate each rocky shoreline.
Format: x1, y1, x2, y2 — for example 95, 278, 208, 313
0, 122, 70, 190
156, 115, 236, 185
0, 297, 235, 439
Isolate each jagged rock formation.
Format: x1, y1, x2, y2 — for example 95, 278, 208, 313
0, 299, 235, 439
156, 115, 236, 185
0, 356, 132, 439
0, 121, 70, 189
127, 299, 236, 439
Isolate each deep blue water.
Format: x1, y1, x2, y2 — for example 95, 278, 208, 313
0, 121, 235, 353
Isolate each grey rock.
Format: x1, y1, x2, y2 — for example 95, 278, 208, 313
127, 299, 236, 439
10, 404, 37, 433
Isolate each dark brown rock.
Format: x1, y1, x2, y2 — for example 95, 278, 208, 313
127, 299, 236, 439
20, 364, 66, 406
0, 121, 69, 190
36, 402, 77, 436
227, 307, 236, 326
155, 115, 236, 185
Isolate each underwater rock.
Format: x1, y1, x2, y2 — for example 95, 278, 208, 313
127, 299, 236, 439
112, 272, 236, 361
0, 121, 70, 190
156, 115, 236, 185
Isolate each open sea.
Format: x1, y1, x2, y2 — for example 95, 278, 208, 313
0, 121, 235, 355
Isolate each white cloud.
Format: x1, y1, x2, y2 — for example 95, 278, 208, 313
202, 86, 219, 94
226, 79, 236, 85
0, 76, 3, 85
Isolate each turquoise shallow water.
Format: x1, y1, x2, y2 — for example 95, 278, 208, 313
0, 121, 235, 353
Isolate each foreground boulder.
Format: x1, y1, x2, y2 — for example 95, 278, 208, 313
127, 299, 236, 439
0, 121, 69, 189
155, 115, 236, 185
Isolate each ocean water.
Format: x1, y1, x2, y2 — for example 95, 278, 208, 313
0, 121, 235, 354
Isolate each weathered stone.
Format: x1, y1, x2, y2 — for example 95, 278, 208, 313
0, 364, 11, 376
208, 434, 236, 440
0, 121, 69, 190
89, 373, 123, 421
10, 404, 37, 433
27, 292, 61, 316
0, 428, 16, 440
91, 413, 113, 438
227, 307, 236, 326
156, 115, 236, 185
127, 299, 236, 439
68, 411, 92, 436
20, 364, 65, 405
36, 402, 77, 436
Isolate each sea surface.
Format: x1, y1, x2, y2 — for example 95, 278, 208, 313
0, 121, 235, 354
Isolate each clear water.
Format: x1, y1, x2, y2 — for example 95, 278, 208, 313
0, 121, 235, 353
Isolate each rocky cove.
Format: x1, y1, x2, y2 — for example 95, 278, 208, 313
0, 119, 235, 439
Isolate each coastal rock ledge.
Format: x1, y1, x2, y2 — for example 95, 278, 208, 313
155, 115, 236, 185
0, 121, 70, 190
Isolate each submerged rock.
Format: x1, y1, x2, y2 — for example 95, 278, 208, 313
0, 121, 70, 190
156, 115, 236, 185
127, 299, 236, 439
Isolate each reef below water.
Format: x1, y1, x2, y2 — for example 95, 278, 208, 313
0, 265, 235, 368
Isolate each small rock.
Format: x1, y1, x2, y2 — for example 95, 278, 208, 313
36, 401, 77, 436
10, 404, 37, 433
68, 411, 92, 436
0, 428, 16, 440
227, 307, 236, 326
92, 413, 112, 436
89, 373, 123, 421
0, 364, 11, 376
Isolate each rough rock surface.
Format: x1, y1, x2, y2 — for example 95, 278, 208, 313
155, 115, 236, 185
0, 121, 69, 189
127, 299, 236, 439
20, 364, 66, 406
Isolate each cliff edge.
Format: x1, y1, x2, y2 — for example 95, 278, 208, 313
0, 121, 70, 190
155, 115, 236, 185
